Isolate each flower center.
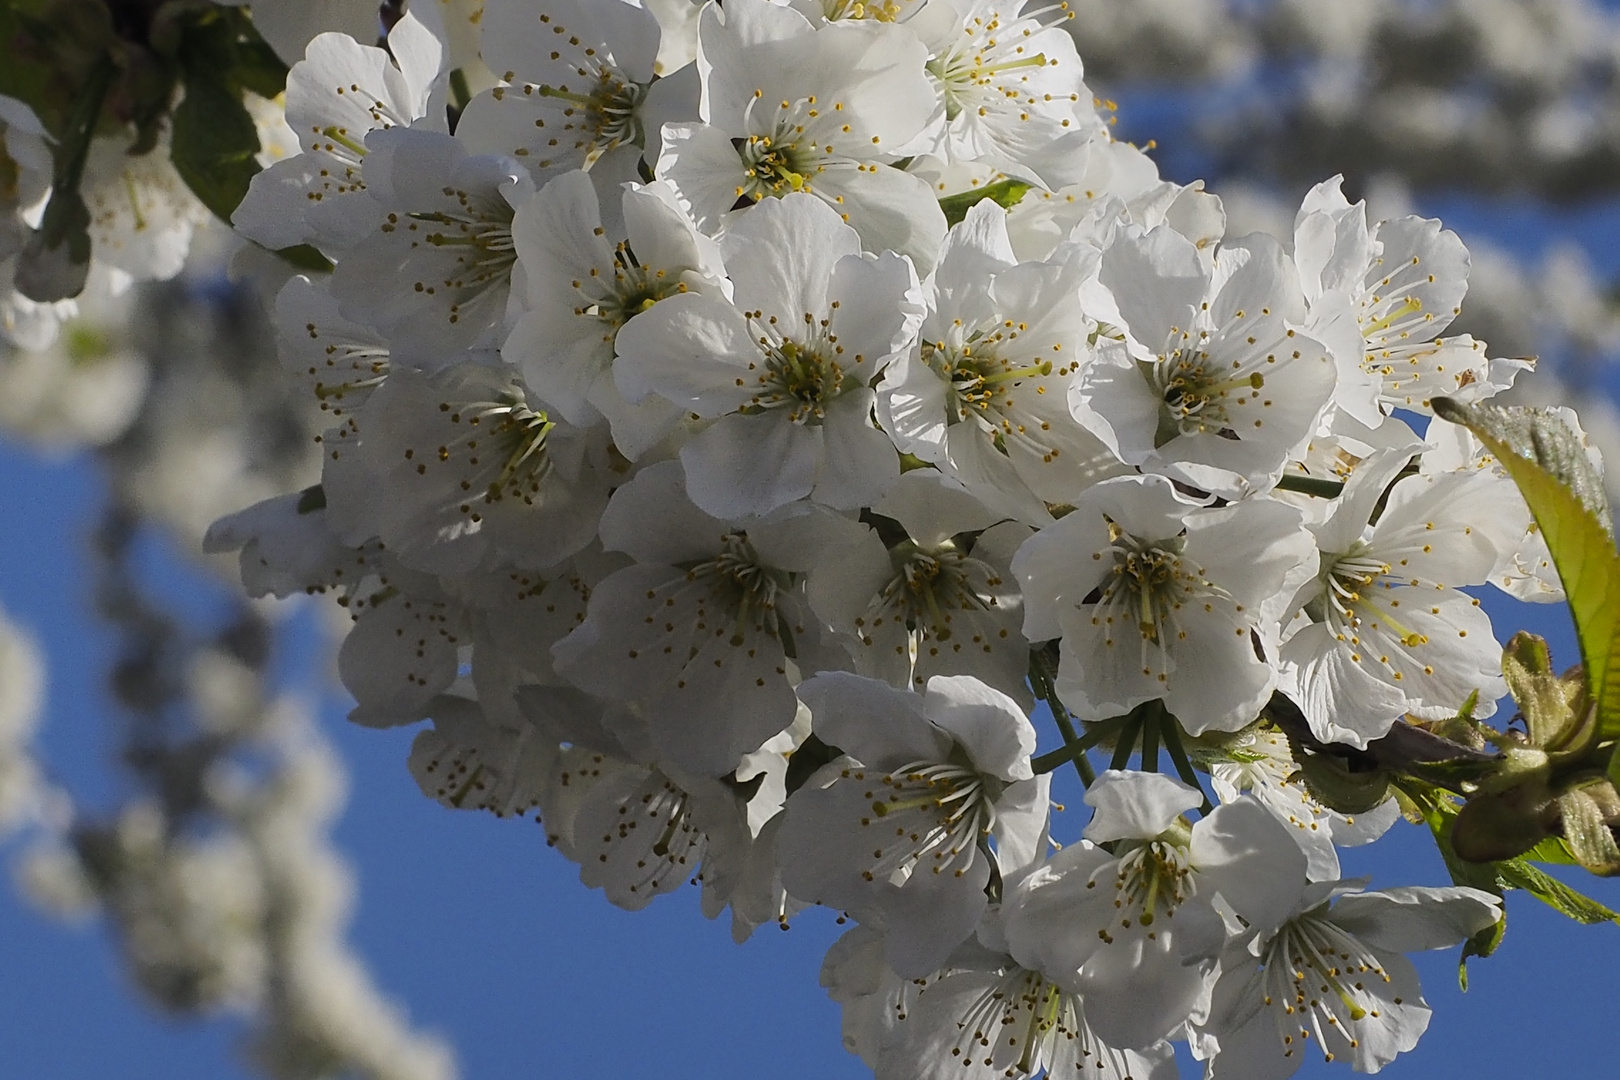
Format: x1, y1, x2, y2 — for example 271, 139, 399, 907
742, 319, 849, 424
399, 195, 518, 327
309, 341, 390, 418
928, 39, 1052, 122
945, 968, 1128, 1076
820, 0, 905, 21
685, 533, 795, 650
1143, 345, 1265, 447
1090, 526, 1214, 650
866, 540, 994, 644
733, 125, 820, 202
444, 394, 556, 509
1318, 544, 1430, 648
537, 69, 647, 162
858, 760, 995, 884
1259, 914, 1392, 1064
597, 772, 708, 899
578, 240, 689, 329
922, 339, 1053, 427
1105, 840, 1192, 930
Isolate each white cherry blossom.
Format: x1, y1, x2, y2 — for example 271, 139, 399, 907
1294, 176, 1512, 422
615, 192, 921, 518
503, 169, 726, 439
329, 128, 532, 356
1197, 881, 1500, 1080
807, 469, 1031, 704
1004, 770, 1306, 1049
180, 12, 1592, 1072
79, 127, 212, 284
273, 273, 392, 425
233, 14, 448, 255
877, 200, 1128, 524
456, 0, 692, 182
903, 0, 1108, 189
776, 670, 1048, 977
658, 0, 947, 268
1013, 474, 1317, 734
1075, 227, 1338, 497
321, 358, 612, 576
1282, 449, 1515, 747
1209, 728, 1400, 882
875, 954, 1177, 1080
550, 459, 860, 777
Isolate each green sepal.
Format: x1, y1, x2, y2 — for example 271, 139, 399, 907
938, 179, 1032, 226
1292, 744, 1393, 815
1458, 910, 1506, 991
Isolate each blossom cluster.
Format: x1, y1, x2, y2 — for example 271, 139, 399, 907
198, 2, 1581, 1075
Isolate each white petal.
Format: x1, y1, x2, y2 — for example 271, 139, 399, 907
1083, 770, 1202, 843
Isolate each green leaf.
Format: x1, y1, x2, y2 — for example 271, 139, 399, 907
231, 39, 291, 99
938, 179, 1032, 226
1557, 784, 1620, 875
1525, 835, 1581, 865
1496, 858, 1620, 925
1431, 399, 1620, 766
170, 77, 262, 223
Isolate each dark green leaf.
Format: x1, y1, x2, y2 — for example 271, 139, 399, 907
1274, 473, 1346, 499
170, 77, 261, 223
231, 39, 290, 99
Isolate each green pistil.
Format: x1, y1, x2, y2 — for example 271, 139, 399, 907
1149, 352, 1265, 446
736, 132, 816, 200
321, 125, 368, 156
924, 340, 1050, 424
1363, 296, 1422, 336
